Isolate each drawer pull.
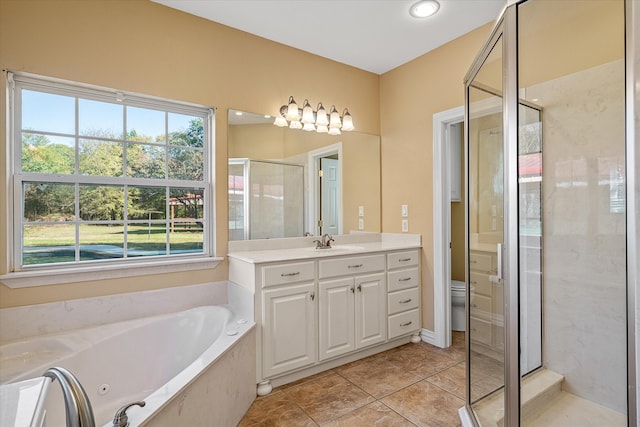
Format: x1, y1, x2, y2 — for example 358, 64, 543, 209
400, 321, 413, 327
399, 298, 412, 304
398, 277, 412, 282
281, 272, 300, 277
399, 258, 412, 262
348, 264, 363, 268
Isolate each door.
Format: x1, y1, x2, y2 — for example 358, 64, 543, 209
319, 277, 355, 360
263, 282, 317, 377
320, 157, 340, 236
354, 273, 386, 349
466, 24, 509, 425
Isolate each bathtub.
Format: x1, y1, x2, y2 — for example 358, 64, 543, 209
0, 305, 256, 426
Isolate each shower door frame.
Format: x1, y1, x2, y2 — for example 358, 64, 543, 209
461, 3, 525, 425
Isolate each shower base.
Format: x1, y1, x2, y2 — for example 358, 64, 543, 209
471, 369, 626, 426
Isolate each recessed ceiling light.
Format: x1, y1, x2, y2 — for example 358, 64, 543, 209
409, 0, 440, 18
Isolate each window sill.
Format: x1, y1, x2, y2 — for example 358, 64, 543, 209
0, 257, 224, 288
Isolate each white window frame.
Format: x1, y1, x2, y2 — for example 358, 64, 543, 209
1, 72, 221, 288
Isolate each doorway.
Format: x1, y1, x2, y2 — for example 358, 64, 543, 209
433, 106, 465, 348
307, 143, 342, 236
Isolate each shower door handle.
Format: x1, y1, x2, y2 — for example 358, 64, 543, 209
497, 243, 503, 284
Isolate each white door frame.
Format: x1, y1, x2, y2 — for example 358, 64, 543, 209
307, 142, 343, 236
433, 106, 465, 348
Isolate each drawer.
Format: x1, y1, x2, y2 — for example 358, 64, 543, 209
387, 250, 419, 270
470, 294, 492, 318
470, 317, 492, 346
387, 267, 420, 292
388, 288, 420, 315
318, 254, 385, 279
469, 251, 495, 273
262, 261, 315, 287
470, 272, 491, 296
388, 309, 420, 339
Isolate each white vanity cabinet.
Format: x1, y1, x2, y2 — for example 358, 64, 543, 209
318, 254, 386, 361
260, 261, 316, 378
386, 250, 421, 339
227, 237, 422, 394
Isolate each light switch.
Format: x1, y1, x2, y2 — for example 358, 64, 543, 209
358, 218, 364, 230
358, 206, 364, 217
402, 219, 409, 232
401, 204, 408, 217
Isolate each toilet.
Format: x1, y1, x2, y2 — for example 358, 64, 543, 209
451, 280, 467, 331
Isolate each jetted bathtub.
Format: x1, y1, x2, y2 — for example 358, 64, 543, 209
0, 305, 256, 426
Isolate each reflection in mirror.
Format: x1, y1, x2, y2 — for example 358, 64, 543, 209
228, 109, 381, 240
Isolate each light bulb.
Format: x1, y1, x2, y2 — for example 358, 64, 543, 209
285, 96, 300, 121
315, 103, 329, 126
409, 0, 440, 18
273, 116, 288, 127
329, 105, 341, 129
301, 99, 315, 124
341, 109, 354, 131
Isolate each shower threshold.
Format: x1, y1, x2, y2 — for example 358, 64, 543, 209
471, 369, 626, 426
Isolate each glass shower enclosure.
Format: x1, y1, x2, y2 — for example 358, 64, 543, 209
228, 159, 304, 240
461, 0, 631, 425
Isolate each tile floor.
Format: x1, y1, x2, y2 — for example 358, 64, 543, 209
239, 332, 466, 426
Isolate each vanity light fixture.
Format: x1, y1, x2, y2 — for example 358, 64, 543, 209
274, 96, 355, 134
409, 0, 440, 18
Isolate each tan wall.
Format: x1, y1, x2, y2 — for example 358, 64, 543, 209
380, 24, 494, 331
0, 0, 379, 308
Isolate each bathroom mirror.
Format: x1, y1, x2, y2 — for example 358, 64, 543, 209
228, 109, 381, 240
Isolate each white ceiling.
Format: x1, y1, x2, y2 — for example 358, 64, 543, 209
151, 0, 506, 75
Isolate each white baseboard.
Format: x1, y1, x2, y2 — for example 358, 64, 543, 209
420, 328, 436, 345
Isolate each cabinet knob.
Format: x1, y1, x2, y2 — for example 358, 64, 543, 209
350, 286, 355, 293
310, 292, 315, 301
357, 284, 362, 292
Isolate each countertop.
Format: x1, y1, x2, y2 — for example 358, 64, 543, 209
227, 233, 421, 264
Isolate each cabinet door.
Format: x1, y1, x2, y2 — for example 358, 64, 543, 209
319, 277, 355, 361
263, 282, 316, 378
355, 273, 386, 349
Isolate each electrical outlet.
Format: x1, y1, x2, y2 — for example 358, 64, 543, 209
358, 206, 364, 217
402, 219, 409, 232
401, 204, 408, 217
358, 218, 364, 230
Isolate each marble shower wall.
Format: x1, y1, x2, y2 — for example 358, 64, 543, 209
527, 59, 626, 413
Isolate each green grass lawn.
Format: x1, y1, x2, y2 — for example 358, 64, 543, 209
23, 223, 203, 265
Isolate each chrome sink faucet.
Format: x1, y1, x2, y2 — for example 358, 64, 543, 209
314, 233, 334, 249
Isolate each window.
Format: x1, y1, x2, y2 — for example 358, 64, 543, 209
7, 73, 216, 277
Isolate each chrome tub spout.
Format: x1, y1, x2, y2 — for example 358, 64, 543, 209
43, 367, 95, 427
